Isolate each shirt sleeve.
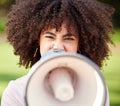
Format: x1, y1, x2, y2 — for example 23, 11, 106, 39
1, 76, 27, 106
105, 87, 110, 106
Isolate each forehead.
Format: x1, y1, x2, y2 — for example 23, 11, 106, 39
41, 23, 78, 37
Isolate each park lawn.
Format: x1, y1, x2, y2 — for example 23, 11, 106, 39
0, 40, 120, 106
102, 52, 120, 106
111, 29, 120, 43
0, 41, 28, 102
0, 17, 6, 33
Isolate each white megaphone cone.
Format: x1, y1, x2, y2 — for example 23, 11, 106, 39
25, 49, 107, 106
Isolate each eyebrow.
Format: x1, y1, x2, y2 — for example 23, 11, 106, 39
46, 32, 75, 37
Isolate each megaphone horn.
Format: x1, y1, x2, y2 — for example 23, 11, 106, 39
25, 49, 107, 106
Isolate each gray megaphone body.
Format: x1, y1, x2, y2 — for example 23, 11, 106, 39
25, 49, 107, 106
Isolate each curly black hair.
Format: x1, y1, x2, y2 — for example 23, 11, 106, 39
7, 0, 115, 68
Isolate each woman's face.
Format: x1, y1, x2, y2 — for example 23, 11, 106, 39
39, 24, 79, 56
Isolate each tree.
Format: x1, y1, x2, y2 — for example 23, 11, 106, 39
0, 0, 15, 10
0, 0, 120, 27
99, 0, 120, 27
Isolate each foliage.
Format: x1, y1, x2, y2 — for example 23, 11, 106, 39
0, 0, 15, 9
0, 0, 120, 27
99, 0, 120, 27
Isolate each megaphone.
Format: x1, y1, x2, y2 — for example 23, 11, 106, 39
25, 49, 107, 106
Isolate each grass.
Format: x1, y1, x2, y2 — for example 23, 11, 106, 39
111, 29, 120, 43
0, 41, 28, 103
0, 39, 120, 105
102, 53, 120, 106
0, 17, 6, 33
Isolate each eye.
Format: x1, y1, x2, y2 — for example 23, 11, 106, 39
45, 35, 55, 40
64, 37, 75, 41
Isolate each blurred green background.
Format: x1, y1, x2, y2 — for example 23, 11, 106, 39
0, 0, 120, 106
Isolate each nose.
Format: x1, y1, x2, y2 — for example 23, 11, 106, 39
52, 41, 65, 51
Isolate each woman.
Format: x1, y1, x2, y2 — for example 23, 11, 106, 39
1, 0, 114, 106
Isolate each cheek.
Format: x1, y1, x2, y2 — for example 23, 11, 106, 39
40, 40, 52, 56
65, 42, 78, 53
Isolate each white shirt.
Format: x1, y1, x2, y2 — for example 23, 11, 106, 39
1, 74, 110, 106
1, 76, 27, 106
